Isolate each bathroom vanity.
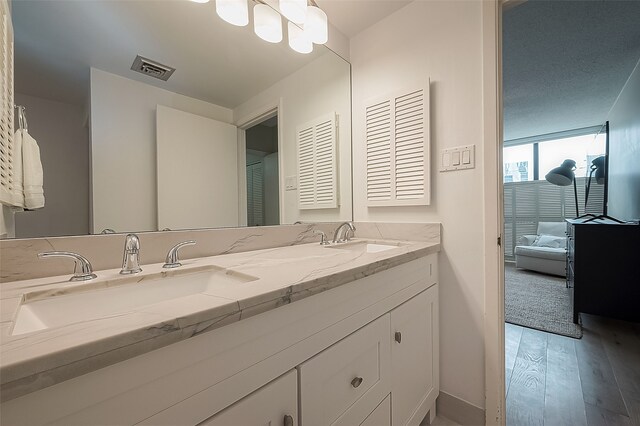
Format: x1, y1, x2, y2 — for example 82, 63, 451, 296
0, 238, 439, 426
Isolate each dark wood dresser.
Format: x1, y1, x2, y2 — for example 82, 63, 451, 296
566, 218, 640, 323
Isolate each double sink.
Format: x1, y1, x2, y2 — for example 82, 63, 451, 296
10, 241, 401, 336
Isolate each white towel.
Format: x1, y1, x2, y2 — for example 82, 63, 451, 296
11, 130, 24, 206
21, 130, 45, 210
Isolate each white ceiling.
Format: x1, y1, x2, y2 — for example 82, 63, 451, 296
12, 0, 337, 108
316, 0, 411, 38
503, 0, 640, 141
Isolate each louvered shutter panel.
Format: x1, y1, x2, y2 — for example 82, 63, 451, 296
366, 100, 391, 202
503, 177, 605, 260
0, 0, 15, 206
297, 113, 339, 209
365, 82, 430, 207
246, 162, 265, 226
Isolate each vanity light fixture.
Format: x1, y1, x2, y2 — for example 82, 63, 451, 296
304, 5, 327, 44
199, 0, 327, 53
216, 0, 249, 26
279, 0, 307, 24
254, 3, 283, 43
288, 21, 313, 54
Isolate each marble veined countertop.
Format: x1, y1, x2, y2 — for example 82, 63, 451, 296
0, 238, 439, 401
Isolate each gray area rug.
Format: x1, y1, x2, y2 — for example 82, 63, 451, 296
505, 263, 582, 339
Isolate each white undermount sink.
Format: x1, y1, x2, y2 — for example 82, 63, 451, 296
326, 241, 402, 254
11, 266, 256, 336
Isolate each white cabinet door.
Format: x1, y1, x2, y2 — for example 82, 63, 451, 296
390, 286, 438, 426
200, 370, 297, 426
299, 315, 391, 426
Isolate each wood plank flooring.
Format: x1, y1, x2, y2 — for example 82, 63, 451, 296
506, 314, 640, 426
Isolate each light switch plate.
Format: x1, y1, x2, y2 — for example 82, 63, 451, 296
285, 176, 297, 190
440, 145, 475, 172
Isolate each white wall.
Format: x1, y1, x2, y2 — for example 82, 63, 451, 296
350, 0, 486, 410
607, 59, 640, 221
13, 93, 90, 238
233, 52, 352, 225
90, 69, 233, 233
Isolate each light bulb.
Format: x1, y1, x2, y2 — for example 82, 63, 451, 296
190, 0, 210, 3
279, 0, 306, 24
254, 4, 282, 43
215, 0, 248, 26
304, 5, 328, 44
288, 21, 312, 54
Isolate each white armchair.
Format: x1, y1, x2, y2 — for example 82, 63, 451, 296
514, 222, 567, 277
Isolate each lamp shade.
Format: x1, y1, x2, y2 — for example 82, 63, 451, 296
288, 21, 312, 54
280, 0, 306, 24
304, 6, 328, 44
592, 156, 606, 184
254, 4, 282, 43
216, 0, 248, 26
545, 159, 576, 186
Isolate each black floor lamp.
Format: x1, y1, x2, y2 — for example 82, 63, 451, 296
545, 157, 624, 222
545, 159, 580, 217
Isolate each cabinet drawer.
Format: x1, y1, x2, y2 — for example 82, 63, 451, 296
299, 315, 391, 426
199, 370, 297, 426
360, 394, 391, 426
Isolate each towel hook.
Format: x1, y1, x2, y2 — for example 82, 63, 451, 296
14, 105, 28, 132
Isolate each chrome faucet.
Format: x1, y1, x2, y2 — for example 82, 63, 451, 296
163, 240, 196, 269
120, 234, 142, 275
38, 251, 97, 282
333, 222, 356, 244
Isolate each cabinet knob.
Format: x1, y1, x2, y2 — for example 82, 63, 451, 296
284, 414, 294, 426
351, 376, 363, 388
395, 331, 402, 343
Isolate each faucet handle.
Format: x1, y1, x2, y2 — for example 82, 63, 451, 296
313, 230, 330, 246
38, 251, 97, 282
163, 240, 196, 269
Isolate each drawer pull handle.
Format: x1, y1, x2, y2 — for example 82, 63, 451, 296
395, 331, 402, 343
284, 414, 294, 426
351, 377, 363, 388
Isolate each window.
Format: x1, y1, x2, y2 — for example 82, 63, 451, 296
538, 133, 606, 179
503, 144, 533, 182
503, 130, 606, 183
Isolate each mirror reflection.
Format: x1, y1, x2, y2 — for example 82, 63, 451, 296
4, 0, 351, 239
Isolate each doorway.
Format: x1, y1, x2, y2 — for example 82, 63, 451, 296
500, 1, 640, 425
245, 115, 279, 227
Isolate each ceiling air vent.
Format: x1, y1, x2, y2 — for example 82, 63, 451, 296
130, 55, 175, 81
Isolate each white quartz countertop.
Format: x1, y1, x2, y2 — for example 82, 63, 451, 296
0, 238, 439, 401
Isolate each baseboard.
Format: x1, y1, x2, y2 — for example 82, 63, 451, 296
436, 391, 485, 425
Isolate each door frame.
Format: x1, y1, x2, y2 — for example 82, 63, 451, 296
235, 98, 285, 227
482, 0, 507, 424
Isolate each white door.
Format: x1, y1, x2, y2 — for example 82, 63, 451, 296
156, 105, 238, 230
390, 287, 438, 426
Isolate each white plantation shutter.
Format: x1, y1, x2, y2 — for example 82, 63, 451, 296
365, 82, 430, 207
297, 113, 339, 209
503, 177, 605, 258
365, 99, 391, 202
0, 0, 15, 206
246, 162, 264, 226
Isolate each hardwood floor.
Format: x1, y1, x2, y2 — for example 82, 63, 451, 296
506, 314, 640, 426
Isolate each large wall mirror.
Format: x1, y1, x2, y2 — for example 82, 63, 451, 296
6, 0, 351, 238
